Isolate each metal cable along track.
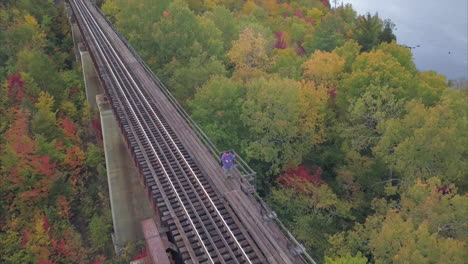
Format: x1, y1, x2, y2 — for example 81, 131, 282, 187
70, 0, 265, 263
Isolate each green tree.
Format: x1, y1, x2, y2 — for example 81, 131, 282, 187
335, 151, 388, 219
269, 48, 305, 80
271, 180, 353, 262
340, 85, 404, 154
154, 2, 224, 68
86, 143, 104, 169
227, 27, 272, 71
374, 97, 467, 186
35, 135, 64, 162
324, 252, 367, 264
241, 77, 325, 172
189, 76, 246, 151
332, 39, 361, 72
353, 13, 382, 52
371, 212, 466, 264
303, 13, 346, 53
339, 50, 414, 109
163, 46, 227, 102
204, 6, 241, 52
4, 13, 46, 58
379, 19, 396, 44
335, 4, 357, 25
32, 91, 61, 140
287, 17, 311, 43
16, 49, 64, 103
89, 214, 111, 252
0, 229, 35, 263
377, 40, 417, 74
413, 70, 448, 106
328, 177, 468, 263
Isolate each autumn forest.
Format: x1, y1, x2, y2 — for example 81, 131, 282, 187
0, 0, 467, 263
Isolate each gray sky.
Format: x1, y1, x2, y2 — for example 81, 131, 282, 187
343, 0, 468, 80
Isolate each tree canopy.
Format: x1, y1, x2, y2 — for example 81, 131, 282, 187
100, 0, 468, 262
1, 0, 463, 263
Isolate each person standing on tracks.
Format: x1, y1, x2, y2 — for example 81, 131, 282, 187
220, 152, 235, 178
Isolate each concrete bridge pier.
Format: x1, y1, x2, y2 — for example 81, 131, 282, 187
97, 95, 155, 252
79, 43, 103, 110
68, 3, 154, 252
67, 3, 103, 110
66, 4, 82, 63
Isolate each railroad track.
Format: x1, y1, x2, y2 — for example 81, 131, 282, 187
70, 0, 265, 263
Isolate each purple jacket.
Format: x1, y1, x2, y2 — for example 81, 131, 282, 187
221, 152, 235, 169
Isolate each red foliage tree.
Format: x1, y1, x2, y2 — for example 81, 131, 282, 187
61, 118, 77, 140
21, 229, 31, 248
63, 146, 86, 185
52, 239, 68, 256
38, 260, 56, 264
277, 165, 325, 188
2, 109, 58, 207
42, 215, 50, 233
52, 229, 88, 262
274, 32, 287, 49
93, 255, 106, 264
294, 9, 305, 19
5, 109, 34, 158
91, 118, 102, 140
7, 73, 26, 103
134, 249, 147, 260
19, 156, 57, 205
69, 87, 79, 96
56, 195, 72, 219
295, 42, 307, 56
328, 87, 337, 98
304, 18, 315, 25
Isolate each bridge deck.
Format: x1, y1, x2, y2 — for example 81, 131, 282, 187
70, 1, 306, 263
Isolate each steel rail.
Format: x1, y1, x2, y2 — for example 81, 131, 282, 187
110, 73, 242, 262
71, 1, 215, 262
90, 8, 316, 264
73, 0, 255, 263
75, 1, 254, 263
87, 17, 240, 262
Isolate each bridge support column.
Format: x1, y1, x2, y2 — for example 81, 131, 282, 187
66, 3, 82, 62
141, 218, 172, 264
67, 3, 102, 110
79, 45, 103, 109
97, 95, 154, 252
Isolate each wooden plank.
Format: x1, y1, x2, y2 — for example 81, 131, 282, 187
225, 191, 295, 264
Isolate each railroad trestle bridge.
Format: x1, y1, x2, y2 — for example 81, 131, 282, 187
68, 1, 315, 263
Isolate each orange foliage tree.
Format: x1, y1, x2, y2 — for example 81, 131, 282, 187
1, 109, 58, 210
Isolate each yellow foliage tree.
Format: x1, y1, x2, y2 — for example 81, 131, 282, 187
35, 91, 54, 112
23, 14, 46, 48
307, 8, 324, 23
374, 98, 467, 185
227, 27, 272, 71
242, 0, 258, 16
263, 0, 280, 16
302, 50, 345, 84
298, 81, 328, 144
101, 0, 119, 23
332, 39, 361, 72
204, 0, 220, 10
